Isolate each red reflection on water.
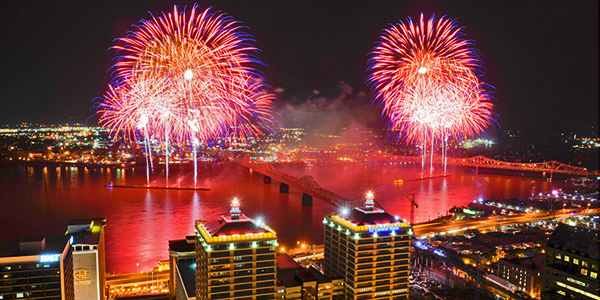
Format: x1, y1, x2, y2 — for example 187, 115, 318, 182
0, 163, 558, 273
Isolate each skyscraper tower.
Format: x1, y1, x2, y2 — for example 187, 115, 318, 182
195, 199, 278, 300
324, 192, 412, 300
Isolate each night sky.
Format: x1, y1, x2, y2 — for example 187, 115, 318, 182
0, 0, 598, 133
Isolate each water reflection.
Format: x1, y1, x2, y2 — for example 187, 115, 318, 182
0, 162, 559, 273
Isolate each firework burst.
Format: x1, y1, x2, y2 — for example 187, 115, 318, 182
96, 4, 274, 185
368, 13, 495, 146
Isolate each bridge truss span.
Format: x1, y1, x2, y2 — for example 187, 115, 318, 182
236, 158, 356, 208
449, 156, 589, 176
367, 153, 590, 177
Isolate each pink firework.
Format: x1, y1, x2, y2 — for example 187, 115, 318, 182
368, 13, 495, 146
98, 4, 274, 148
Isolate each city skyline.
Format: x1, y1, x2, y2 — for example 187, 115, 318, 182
0, 0, 598, 132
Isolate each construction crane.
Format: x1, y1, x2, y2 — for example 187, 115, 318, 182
394, 181, 418, 224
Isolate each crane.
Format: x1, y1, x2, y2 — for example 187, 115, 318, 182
394, 181, 418, 224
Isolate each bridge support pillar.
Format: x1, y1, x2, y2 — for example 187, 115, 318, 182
263, 175, 271, 184
475, 165, 479, 175
302, 193, 313, 206
279, 183, 289, 193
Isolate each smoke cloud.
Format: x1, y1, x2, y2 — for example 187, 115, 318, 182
273, 82, 380, 134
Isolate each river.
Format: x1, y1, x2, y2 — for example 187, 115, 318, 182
0, 162, 558, 273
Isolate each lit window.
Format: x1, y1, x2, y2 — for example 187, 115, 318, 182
555, 253, 561, 260
581, 269, 588, 276
582, 261, 588, 268
590, 272, 597, 279
557, 290, 566, 296
564, 256, 569, 262
573, 258, 579, 265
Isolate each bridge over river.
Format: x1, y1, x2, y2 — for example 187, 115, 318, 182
235, 155, 594, 211
357, 153, 593, 179
235, 158, 357, 208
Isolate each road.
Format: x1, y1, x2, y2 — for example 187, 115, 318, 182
107, 270, 170, 288
413, 208, 599, 238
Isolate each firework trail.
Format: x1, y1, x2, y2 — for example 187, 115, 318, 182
368, 13, 495, 175
96, 5, 275, 185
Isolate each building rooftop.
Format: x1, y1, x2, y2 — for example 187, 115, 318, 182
277, 254, 302, 270
343, 192, 399, 226
498, 253, 544, 272
344, 208, 397, 226
68, 218, 106, 246
168, 236, 196, 253
0, 235, 70, 258
276, 255, 330, 287
547, 223, 599, 260
196, 199, 277, 243
203, 215, 267, 237
327, 192, 411, 233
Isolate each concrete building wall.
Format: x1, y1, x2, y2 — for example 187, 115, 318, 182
73, 250, 100, 300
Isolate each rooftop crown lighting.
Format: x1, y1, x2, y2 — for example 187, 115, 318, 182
365, 191, 375, 210
231, 198, 241, 220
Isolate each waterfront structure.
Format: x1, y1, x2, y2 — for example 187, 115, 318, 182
169, 236, 196, 300
542, 224, 599, 300
323, 192, 412, 300
494, 252, 544, 299
67, 218, 106, 300
276, 254, 344, 299
195, 200, 278, 299
0, 236, 74, 300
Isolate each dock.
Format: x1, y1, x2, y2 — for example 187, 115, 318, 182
108, 185, 209, 191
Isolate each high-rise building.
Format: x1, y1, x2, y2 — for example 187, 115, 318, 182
0, 236, 74, 300
324, 192, 412, 300
67, 218, 106, 300
542, 224, 599, 300
169, 236, 196, 300
195, 199, 278, 300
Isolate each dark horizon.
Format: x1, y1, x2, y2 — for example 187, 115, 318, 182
0, 0, 598, 133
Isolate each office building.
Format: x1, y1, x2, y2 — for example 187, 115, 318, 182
169, 236, 196, 300
195, 199, 278, 300
67, 218, 106, 300
542, 224, 599, 300
495, 252, 544, 299
276, 254, 344, 299
324, 192, 412, 300
0, 236, 74, 300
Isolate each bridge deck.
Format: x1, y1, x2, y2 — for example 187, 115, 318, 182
236, 159, 356, 208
